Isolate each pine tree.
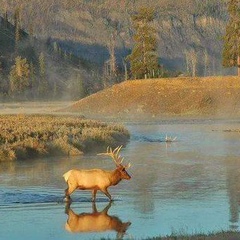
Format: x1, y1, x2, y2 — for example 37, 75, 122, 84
53, 42, 58, 53
222, 0, 240, 75
126, 7, 158, 79
39, 52, 46, 77
29, 23, 34, 43
9, 56, 30, 95
104, 19, 118, 78
14, 7, 21, 50
4, 11, 8, 28
29, 62, 36, 90
38, 52, 48, 98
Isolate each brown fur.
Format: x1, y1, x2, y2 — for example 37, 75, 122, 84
63, 165, 131, 202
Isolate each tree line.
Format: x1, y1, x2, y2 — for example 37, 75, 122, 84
0, 8, 89, 101
0, 1, 238, 101
129, 1, 240, 78
0, 6, 169, 101
222, 0, 240, 76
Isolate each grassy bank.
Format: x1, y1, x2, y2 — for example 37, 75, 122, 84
145, 231, 240, 240
0, 115, 130, 161
64, 76, 240, 120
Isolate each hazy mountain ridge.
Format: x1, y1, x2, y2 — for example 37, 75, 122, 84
0, 0, 231, 76
0, 14, 97, 100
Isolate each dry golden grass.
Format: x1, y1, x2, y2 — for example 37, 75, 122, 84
146, 230, 240, 240
64, 76, 240, 120
0, 115, 130, 161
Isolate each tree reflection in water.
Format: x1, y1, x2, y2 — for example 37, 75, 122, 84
226, 157, 240, 230
65, 202, 131, 239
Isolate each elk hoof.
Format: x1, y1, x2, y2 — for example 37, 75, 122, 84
63, 196, 72, 203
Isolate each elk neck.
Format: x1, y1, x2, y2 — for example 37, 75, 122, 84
109, 168, 122, 186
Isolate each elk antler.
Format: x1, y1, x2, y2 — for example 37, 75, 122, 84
98, 146, 131, 168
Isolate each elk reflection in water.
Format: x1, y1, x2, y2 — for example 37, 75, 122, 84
65, 202, 131, 238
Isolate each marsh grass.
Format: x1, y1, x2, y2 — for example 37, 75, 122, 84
0, 115, 130, 161
101, 231, 240, 240
143, 230, 240, 240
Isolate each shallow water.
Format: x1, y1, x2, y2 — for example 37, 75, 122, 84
1, 119, 240, 239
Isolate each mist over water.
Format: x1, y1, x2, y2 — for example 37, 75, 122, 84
0, 101, 74, 115
1, 114, 240, 239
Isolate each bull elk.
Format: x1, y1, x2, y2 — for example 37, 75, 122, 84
63, 146, 131, 202
65, 202, 131, 238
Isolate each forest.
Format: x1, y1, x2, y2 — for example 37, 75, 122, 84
0, 0, 231, 101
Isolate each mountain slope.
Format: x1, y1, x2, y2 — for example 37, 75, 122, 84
0, 0, 230, 76
0, 15, 92, 101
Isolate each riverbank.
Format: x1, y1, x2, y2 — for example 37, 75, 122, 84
0, 115, 130, 161
145, 231, 240, 240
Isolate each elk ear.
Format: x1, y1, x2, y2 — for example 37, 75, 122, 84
116, 164, 123, 170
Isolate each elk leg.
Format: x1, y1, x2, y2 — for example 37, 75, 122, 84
92, 202, 97, 213
64, 188, 72, 202
102, 202, 112, 214
92, 189, 97, 202
65, 201, 71, 214
64, 185, 76, 202
101, 188, 112, 201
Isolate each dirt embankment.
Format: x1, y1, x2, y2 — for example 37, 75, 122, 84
63, 76, 240, 120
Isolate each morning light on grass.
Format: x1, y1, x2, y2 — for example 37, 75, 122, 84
1, 1, 240, 240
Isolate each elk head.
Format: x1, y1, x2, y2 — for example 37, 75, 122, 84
98, 146, 131, 180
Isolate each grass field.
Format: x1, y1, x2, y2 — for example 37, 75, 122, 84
0, 114, 130, 161
64, 76, 240, 120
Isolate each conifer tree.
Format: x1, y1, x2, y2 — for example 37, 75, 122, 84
29, 62, 36, 90
38, 52, 48, 98
4, 11, 8, 28
104, 18, 118, 79
127, 7, 158, 79
53, 42, 58, 53
39, 52, 46, 77
222, 0, 240, 75
9, 56, 30, 94
14, 7, 21, 50
29, 23, 34, 43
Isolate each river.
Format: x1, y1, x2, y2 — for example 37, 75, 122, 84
1, 119, 240, 239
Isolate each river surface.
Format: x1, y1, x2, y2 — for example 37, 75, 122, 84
1, 119, 240, 240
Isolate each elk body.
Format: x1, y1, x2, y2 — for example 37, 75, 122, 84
63, 146, 131, 202
65, 202, 131, 238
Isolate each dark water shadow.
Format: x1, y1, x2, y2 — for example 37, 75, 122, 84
65, 202, 131, 239
131, 134, 178, 143
0, 189, 121, 206
0, 190, 62, 205
132, 135, 164, 142
70, 196, 122, 203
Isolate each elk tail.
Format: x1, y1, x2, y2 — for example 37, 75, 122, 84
63, 170, 72, 182
65, 223, 73, 233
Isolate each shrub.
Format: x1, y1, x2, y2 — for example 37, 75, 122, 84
0, 115, 130, 161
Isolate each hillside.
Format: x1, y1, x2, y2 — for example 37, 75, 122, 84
63, 76, 240, 120
0, 0, 231, 76
0, 15, 93, 101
